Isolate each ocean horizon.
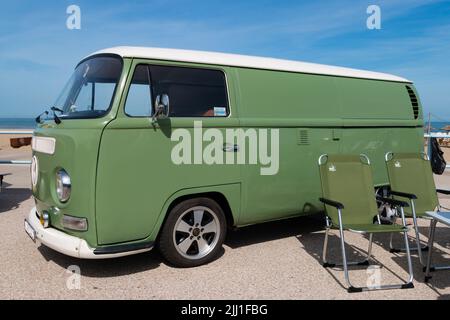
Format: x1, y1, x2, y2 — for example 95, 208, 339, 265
0, 118, 36, 129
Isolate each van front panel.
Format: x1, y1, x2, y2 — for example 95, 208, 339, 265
31, 57, 131, 248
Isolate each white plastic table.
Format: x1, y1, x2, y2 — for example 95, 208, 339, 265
424, 211, 450, 282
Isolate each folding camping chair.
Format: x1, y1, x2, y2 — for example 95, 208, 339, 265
385, 152, 450, 266
319, 154, 414, 292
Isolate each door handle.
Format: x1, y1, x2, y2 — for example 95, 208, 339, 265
223, 144, 239, 152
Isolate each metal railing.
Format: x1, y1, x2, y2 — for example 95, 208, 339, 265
0, 130, 34, 135
0, 130, 33, 165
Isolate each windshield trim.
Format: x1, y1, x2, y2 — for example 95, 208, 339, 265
56, 54, 124, 120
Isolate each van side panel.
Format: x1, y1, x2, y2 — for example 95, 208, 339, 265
234, 67, 423, 225
340, 127, 424, 186
95, 60, 424, 242
237, 68, 341, 120
336, 79, 424, 185
336, 78, 419, 120
235, 68, 342, 224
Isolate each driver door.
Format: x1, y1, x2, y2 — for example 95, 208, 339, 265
95, 60, 240, 245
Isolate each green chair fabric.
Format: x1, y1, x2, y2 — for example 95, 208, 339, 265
386, 153, 439, 217
319, 154, 379, 228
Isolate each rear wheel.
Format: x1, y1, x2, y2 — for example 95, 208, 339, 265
158, 198, 227, 267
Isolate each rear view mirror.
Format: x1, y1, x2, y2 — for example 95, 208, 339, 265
152, 94, 170, 124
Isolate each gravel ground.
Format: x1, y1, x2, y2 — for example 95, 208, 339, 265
1, 163, 450, 300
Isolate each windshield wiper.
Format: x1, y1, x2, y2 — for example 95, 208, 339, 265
51, 106, 64, 113
35, 110, 49, 124
50, 106, 62, 124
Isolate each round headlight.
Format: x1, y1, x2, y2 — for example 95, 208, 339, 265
31, 155, 39, 188
56, 169, 71, 202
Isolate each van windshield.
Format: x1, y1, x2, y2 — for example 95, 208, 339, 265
53, 56, 123, 119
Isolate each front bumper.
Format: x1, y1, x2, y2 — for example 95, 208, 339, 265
26, 207, 152, 259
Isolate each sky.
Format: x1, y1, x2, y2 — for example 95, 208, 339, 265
0, 0, 449, 120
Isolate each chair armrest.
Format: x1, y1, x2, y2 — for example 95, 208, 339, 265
389, 190, 417, 200
436, 189, 450, 195
319, 197, 344, 209
377, 196, 409, 207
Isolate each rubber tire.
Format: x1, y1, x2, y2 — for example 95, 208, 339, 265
158, 197, 227, 268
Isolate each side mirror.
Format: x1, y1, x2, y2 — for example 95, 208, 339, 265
152, 94, 170, 124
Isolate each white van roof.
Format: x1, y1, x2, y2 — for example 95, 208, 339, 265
89, 46, 410, 83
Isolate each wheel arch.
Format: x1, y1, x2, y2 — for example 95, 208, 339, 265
149, 183, 241, 242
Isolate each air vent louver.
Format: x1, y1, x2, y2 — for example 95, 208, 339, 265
297, 129, 310, 145
405, 85, 419, 119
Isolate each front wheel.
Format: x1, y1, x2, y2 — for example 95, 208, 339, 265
158, 198, 227, 267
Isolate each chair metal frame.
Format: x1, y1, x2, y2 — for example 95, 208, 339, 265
424, 211, 450, 282
319, 154, 414, 293
385, 152, 449, 267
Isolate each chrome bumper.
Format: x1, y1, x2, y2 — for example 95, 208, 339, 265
26, 207, 152, 259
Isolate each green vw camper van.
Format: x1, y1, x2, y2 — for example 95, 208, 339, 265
25, 47, 424, 267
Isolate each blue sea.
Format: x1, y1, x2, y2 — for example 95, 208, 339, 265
0, 118, 36, 129
428, 121, 450, 132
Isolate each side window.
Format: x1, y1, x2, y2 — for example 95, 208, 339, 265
149, 65, 228, 117
124, 65, 153, 117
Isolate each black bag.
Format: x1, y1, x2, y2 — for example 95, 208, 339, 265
430, 137, 447, 175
